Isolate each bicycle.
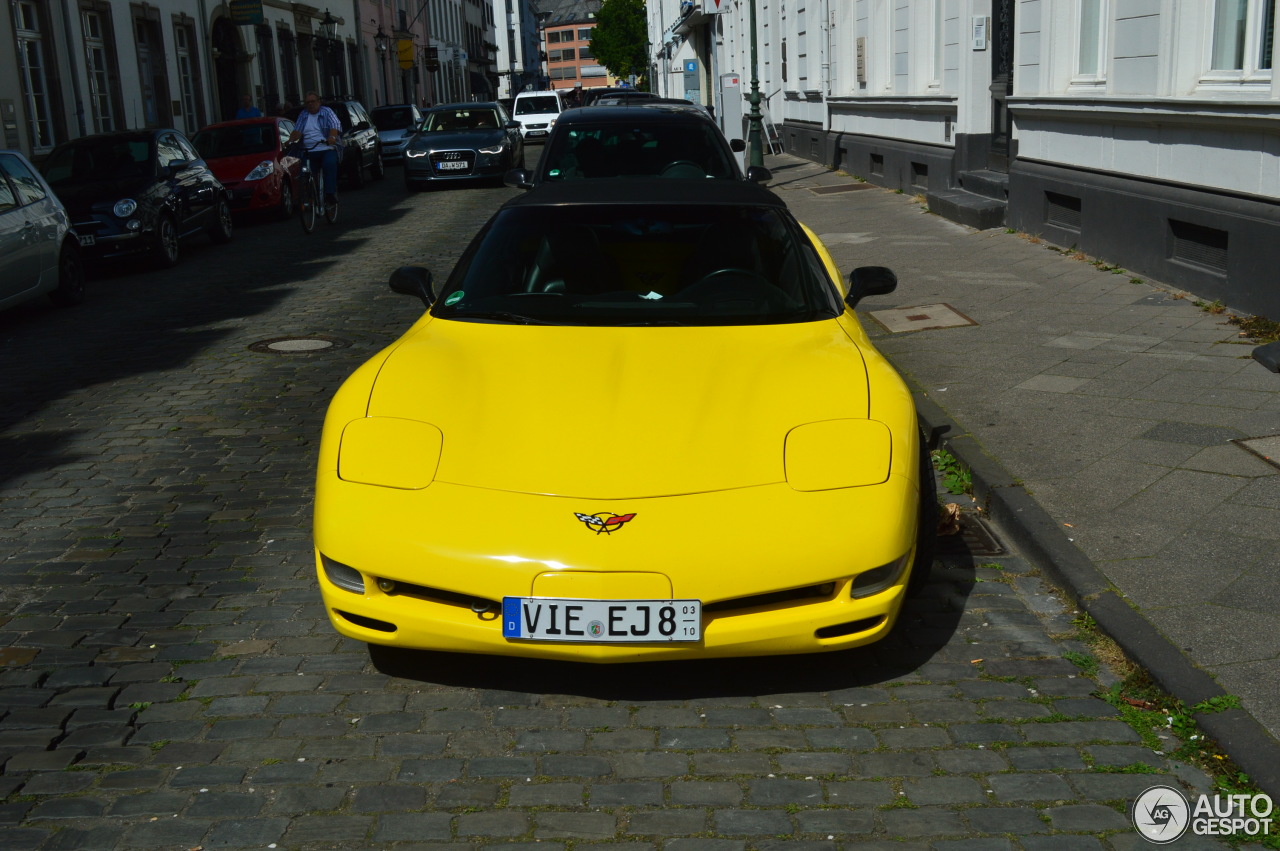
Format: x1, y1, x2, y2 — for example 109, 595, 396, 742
286, 142, 338, 233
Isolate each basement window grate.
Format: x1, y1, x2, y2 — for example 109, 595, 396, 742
1170, 220, 1229, 274
910, 162, 928, 188
870, 153, 884, 176
1045, 192, 1082, 231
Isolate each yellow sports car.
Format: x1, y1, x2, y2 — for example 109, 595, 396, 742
314, 180, 935, 661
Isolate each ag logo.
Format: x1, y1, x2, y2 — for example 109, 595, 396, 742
574, 512, 636, 535
1132, 785, 1190, 844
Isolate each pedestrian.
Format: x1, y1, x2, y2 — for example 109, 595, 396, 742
236, 94, 263, 119
276, 100, 295, 118
286, 91, 342, 208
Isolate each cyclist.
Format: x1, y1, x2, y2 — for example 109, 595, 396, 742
287, 92, 341, 209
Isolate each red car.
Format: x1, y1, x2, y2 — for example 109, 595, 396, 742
193, 117, 300, 219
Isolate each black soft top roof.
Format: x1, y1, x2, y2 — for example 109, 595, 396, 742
502, 178, 786, 210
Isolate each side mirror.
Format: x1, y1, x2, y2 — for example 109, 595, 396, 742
389, 265, 436, 307
1253, 340, 1280, 373
745, 165, 772, 184
844, 266, 898, 308
730, 139, 746, 152
505, 121, 521, 131
503, 168, 534, 190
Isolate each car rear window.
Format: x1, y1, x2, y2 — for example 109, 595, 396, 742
434, 203, 843, 327
541, 122, 737, 180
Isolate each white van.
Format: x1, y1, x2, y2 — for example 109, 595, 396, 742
512, 91, 565, 142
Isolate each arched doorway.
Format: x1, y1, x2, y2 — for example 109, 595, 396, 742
212, 17, 243, 121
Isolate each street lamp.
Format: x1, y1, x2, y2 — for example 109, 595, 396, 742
746, 0, 764, 168
373, 23, 391, 105
319, 9, 338, 41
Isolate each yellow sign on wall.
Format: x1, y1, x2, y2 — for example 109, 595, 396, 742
398, 39, 415, 70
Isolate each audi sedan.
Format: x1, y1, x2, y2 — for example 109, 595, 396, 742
403, 102, 524, 189
313, 179, 935, 662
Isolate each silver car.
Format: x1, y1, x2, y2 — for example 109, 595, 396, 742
371, 104, 424, 164
0, 149, 84, 311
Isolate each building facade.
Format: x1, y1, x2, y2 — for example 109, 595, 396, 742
651, 0, 1280, 319
536, 0, 614, 94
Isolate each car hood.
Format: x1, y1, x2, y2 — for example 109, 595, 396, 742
206, 153, 277, 182
410, 129, 506, 150
53, 177, 154, 215
365, 319, 870, 498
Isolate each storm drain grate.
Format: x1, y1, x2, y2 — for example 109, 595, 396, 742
936, 513, 1005, 557
249, 335, 351, 354
810, 183, 875, 195
1233, 435, 1280, 470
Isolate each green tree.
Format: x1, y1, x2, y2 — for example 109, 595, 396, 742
589, 0, 650, 90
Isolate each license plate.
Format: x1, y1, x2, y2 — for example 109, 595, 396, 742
436, 161, 468, 171
77, 234, 95, 246
502, 597, 701, 643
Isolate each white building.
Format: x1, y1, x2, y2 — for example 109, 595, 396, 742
651, 0, 1280, 318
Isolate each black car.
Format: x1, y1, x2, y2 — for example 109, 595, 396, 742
403, 102, 524, 190
41, 129, 232, 269
325, 100, 385, 187
505, 104, 770, 189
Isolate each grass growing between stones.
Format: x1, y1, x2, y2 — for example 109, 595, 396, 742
1070, 613, 1279, 848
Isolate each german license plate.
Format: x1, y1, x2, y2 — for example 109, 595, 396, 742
502, 597, 701, 643
77, 234, 95, 246
436, 161, 468, 171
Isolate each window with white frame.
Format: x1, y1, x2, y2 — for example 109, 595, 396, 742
1206, 0, 1274, 80
174, 24, 199, 128
1074, 0, 1107, 83
82, 9, 118, 132
16, 0, 56, 149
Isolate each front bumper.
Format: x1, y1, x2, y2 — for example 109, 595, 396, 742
71, 215, 154, 260
403, 151, 509, 182
314, 476, 919, 662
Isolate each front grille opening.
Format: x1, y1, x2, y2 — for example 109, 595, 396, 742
1045, 191, 1082, 231
704, 582, 836, 615
870, 153, 884, 176
381, 579, 498, 611
815, 615, 884, 639
1170, 219, 1228, 274
336, 610, 397, 632
910, 162, 928, 188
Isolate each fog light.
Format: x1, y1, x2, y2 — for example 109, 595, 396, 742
126, 219, 141, 231
377, 578, 397, 594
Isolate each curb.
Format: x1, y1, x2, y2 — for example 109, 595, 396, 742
912, 387, 1280, 799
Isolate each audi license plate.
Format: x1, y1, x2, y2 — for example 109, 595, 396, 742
502, 597, 701, 643
77, 234, 96, 246
437, 161, 468, 171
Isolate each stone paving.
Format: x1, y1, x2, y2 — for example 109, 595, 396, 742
0, 164, 1242, 849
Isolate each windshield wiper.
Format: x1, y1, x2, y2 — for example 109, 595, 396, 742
442, 310, 550, 325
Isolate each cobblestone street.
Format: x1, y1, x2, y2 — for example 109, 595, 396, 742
0, 168, 1234, 849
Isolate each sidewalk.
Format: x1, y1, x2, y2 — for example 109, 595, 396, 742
768, 154, 1280, 793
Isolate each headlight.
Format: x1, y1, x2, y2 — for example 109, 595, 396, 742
113, 199, 137, 218
405, 149, 429, 158
244, 160, 274, 181
784, 419, 892, 491
850, 553, 910, 598
478, 144, 504, 155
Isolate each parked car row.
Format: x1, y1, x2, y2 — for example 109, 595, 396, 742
0, 99, 400, 314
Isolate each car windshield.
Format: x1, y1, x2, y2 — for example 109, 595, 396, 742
372, 107, 417, 131
193, 124, 276, 159
421, 108, 501, 132
540, 122, 737, 180
434, 203, 843, 327
515, 96, 559, 115
42, 138, 152, 187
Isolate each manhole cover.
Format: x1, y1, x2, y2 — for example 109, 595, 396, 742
810, 183, 875, 195
249, 335, 350, 354
868, 303, 977, 334
1233, 435, 1280, 470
